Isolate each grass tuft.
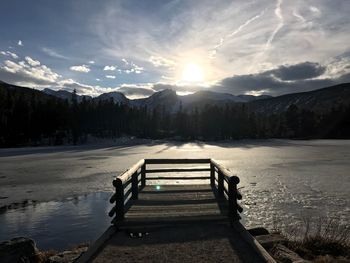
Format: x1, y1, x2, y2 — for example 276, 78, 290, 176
273, 217, 350, 261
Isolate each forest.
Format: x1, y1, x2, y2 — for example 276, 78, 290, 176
0, 88, 349, 147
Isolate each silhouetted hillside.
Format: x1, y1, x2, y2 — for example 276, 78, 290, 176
0, 81, 55, 102
250, 83, 350, 114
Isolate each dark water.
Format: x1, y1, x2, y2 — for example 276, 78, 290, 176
0, 192, 113, 250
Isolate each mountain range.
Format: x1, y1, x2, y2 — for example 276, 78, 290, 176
1, 80, 350, 114
42, 87, 271, 106
43, 83, 350, 113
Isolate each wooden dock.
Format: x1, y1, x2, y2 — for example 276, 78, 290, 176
80, 159, 275, 263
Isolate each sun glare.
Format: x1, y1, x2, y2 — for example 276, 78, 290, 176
181, 63, 204, 83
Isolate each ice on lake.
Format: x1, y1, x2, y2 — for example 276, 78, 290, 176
0, 139, 349, 249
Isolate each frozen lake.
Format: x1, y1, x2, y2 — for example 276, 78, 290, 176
0, 139, 349, 250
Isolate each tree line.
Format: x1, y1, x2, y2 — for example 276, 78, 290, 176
0, 89, 349, 147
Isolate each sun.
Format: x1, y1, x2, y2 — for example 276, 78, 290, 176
181, 63, 204, 83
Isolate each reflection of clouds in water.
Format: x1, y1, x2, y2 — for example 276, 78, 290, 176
0, 192, 112, 250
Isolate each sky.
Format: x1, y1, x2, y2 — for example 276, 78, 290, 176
0, 0, 350, 98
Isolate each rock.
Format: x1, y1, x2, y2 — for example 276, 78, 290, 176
272, 244, 311, 263
248, 227, 270, 236
255, 234, 286, 249
0, 237, 40, 263
49, 247, 88, 263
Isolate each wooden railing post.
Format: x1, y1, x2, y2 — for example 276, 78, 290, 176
228, 176, 241, 221
210, 163, 215, 186
131, 171, 138, 200
228, 177, 237, 220
113, 178, 124, 221
218, 171, 224, 196
141, 163, 146, 187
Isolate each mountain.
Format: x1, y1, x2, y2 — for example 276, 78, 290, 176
129, 89, 269, 111
131, 89, 179, 110
237, 94, 272, 102
249, 83, 350, 114
26, 84, 273, 110
95, 91, 129, 104
43, 88, 73, 100
182, 90, 245, 103
43, 88, 92, 102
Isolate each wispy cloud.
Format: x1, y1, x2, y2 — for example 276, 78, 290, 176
265, 0, 284, 49
42, 47, 68, 59
292, 9, 305, 23
105, 75, 116, 79
210, 9, 266, 59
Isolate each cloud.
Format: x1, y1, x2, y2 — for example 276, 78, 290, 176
42, 47, 68, 59
210, 9, 266, 59
120, 58, 144, 74
0, 59, 60, 86
266, 0, 284, 48
310, 6, 321, 17
266, 62, 326, 80
25, 56, 41, 67
116, 83, 155, 99
1, 51, 18, 59
149, 56, 176, 68
18, 40, 23, 46
54, 79, 106, 96
103, 65, 116, 71
44, 80, 154, 99
54, 81, 155, 99
105, 75, 116, 79
89, 60, 95, 64
292, 10, 305, 23
0, 61, 114, 97
251, 0, 284, 68
325, 51, 350, 78
70, 65, 90, 73
215, 61, 348, 96
91, 0, 350, 82
145, 60, 350, 97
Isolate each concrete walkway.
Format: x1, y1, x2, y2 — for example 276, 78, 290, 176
92, 222, 267, 263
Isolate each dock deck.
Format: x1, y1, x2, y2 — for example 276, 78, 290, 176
80, 159, 275, 263
124, 185, 227, 226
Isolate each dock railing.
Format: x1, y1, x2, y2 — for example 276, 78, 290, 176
109, 158, 243, 225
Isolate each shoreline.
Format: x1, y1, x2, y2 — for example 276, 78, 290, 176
2, 223, 349, 263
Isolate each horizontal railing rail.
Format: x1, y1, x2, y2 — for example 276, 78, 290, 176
109, 158, 243, 225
